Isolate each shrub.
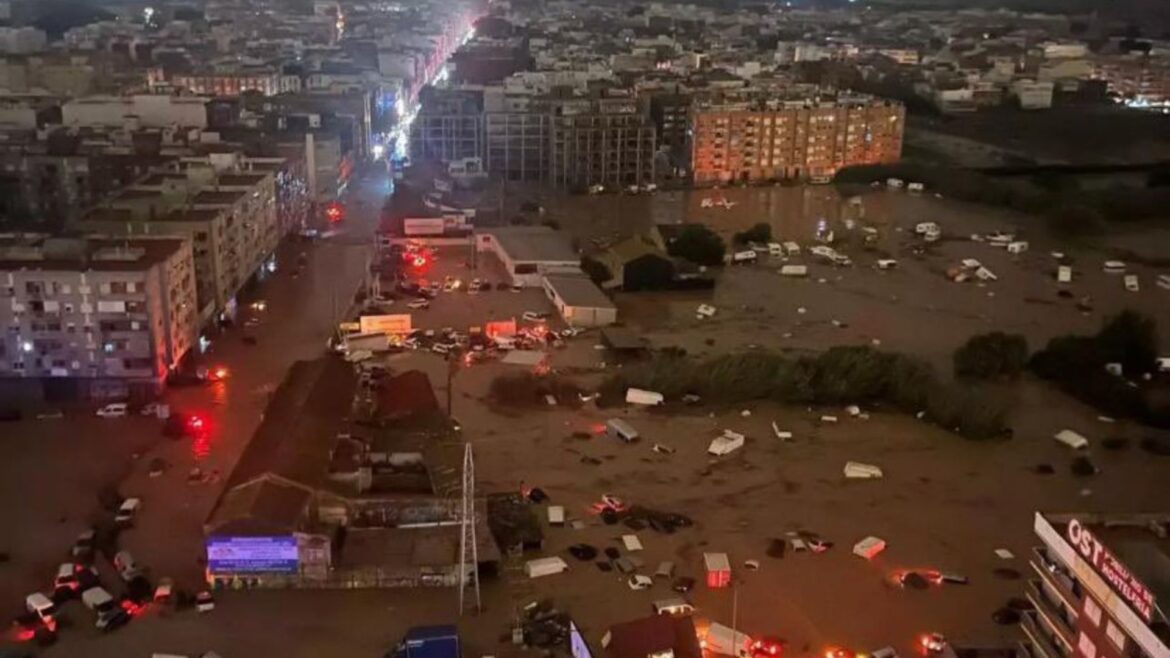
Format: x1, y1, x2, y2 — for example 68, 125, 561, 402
733, 222, 772, 245
926, 383, 1010, 441
1096, 310, 1158, 376
666, 224, 726, 267
954, 332, 1029, 380
1030, 311, 1163, 423
580, 257, 612, 285
600, 347, 1009, 440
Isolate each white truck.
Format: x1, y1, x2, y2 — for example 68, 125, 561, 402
703, 623, 752, 658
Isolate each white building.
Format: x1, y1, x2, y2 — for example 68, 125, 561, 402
1011, 80, 1055, 109
476, 227, 581, 288
542, 275, 617, 328
62, 95, 209, 129
0, 27, 46, 54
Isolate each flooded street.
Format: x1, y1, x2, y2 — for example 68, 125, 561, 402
512, 184, 1170, 374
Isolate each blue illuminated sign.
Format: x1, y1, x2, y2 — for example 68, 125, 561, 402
206, 536, 299, 574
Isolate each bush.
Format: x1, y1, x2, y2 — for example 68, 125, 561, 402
733, 222, 772, 245
666, 224, 725, 267
1096, 310, 1158, 376
580, 257, 612, 285
601, 347, 1009, 440
1030, 311, 1163, 423
954, 332, 1029, 380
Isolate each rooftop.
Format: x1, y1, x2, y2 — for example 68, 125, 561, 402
193, 189, 246, 205
487, 226, 578, 263
0, 236, 187, 273
606, 615, 702, 658
543, 275, 616, 310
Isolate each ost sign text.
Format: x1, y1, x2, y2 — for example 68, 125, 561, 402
1066, 519, 1155, 622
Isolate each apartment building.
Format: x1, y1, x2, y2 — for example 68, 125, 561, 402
690, 96, 904, 184
483, 112, 551, 181
549, 102, 658, 188
410, 88, 485, 163
78, 167, 279, 323
172, 71, 295, 97
0, 236, 197, 400
1023, 512, 1169, 658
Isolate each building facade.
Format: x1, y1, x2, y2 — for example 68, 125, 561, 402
1023, 512, 1169, 658
0, 236, 197, 400
690, 97, 904, 184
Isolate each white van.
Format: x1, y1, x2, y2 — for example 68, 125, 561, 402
26, 592, 56, 622
96, 403, 128, 418
731, 250, 758, 264
115, 498, 141, 527
606, 418, 640, 442
653, 597, 695, 616
767, 242, 784, 257
782, 242, 801, 257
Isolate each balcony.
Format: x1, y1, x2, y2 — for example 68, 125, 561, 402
1020, 611, 1070, 658
1025, 580, 1078, 649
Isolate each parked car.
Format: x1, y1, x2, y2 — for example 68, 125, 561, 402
114, 498, 141, 527
54, 563, 98, 595
195, 591, 215, 613
114, 550, 143, 581
96, 403, 128, 418
407, 299, 430, 310
25, 593, 57, 624
522, 311, 548, 322
82, 587, 126, 631
35, 410, 64, 420
71, 529, 96, 560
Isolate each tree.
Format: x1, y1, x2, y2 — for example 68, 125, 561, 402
733, 222, 772, 245
1096, 310, 1158, 376
580, 258, 612, 286
954, 332, 1029, 380
666, 224, 725, 267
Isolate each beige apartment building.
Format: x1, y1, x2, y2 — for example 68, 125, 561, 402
0, 236, 197, 400
690, 96, 905, 184
79, 166, 279, 322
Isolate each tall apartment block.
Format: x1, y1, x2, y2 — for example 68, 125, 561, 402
549, 98, 658, 188
0, 236, 198, 400
1023, 512, 1169, 658
690, 96, 904, 185
78, 164, 280, 323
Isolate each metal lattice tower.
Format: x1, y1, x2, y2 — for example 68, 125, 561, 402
458, 442, 481, 614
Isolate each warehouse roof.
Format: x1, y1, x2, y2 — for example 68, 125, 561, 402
487, 226, 578, 263
543, 275, 615, 309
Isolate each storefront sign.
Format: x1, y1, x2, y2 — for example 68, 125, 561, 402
359, 314, 412, 336
207, 536, 299, 574
1066, 519, 1155, 622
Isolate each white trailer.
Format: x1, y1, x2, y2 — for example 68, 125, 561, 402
525, 557, 569, 578
626, 388, 664, 406
703, 623, 752, 658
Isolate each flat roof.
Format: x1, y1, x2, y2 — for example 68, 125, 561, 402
543, 275, 616, 310
0, 236, 187, 272
193, 189, 246, 205
487, 226, 578, 263
217, 173, 267, 186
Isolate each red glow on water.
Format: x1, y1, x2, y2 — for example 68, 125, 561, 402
325, 202, 344, 223
15, 628, 35, 642
120, 600, 145, 617
590, 423, 606, 434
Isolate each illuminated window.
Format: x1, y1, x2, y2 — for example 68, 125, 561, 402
1082, 597, 1101, 626
1077, 633, 1096, 658
1104, 621, 1125, 652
